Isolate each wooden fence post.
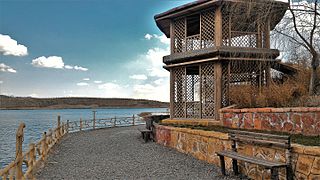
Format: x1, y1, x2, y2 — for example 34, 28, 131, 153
26, 143, 36, 179
41, 132, 47, 160
67, 120, 69, 133
93, 111, 96, 130
48, 128, 53, 145
16, 123, 25, 180
132, 115, 135, 126
57, 115, 61, 139
80, 118, 82, 131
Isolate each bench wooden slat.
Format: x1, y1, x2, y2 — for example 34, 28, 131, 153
229, 132, 290, 143
217, 150, 287, 168
230, 137, 290, 149
229, 130, 290, 140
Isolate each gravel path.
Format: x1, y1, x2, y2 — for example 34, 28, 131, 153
36, 126, 239, 180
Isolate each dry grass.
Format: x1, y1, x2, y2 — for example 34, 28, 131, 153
229, 69, 320, 108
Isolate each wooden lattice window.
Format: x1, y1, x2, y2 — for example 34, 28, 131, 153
172, 67, 185, 118
201, 63, 215, 119
201, 9, 215, 48
171, 63, 217, 119
172, 9, 215, 53
173, 18, 186, 53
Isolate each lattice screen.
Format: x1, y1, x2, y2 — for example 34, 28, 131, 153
171, 63, 216, 119
186, 74, 200, 118
222, 7, 230, 46
201, 63, 215, 119
222, 61, 270, 106
173, 18, 186, 53
172, 67, 185, 118
201, 10, 215, 48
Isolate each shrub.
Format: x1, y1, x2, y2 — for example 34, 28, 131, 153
229, 69, 319, 108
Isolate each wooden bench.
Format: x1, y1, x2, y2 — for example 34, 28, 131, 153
139, 129, 152, 142
216, 130, 293, 180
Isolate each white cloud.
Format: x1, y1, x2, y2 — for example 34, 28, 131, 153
64, 65, 73, 69
28, 93, 38, 97
0, 63, 17, 73
77, 82, 89, 86
94, 80, 102, 84
83, 78, 90, 81
133, 82, 169, 102
31, 56, 64, 69
31, 56, 88, 71
153, 34, 170, 45
145, 34, 152, 40
98, 82, 130, 98
154, 78, 164, 85
144, 34, 170, 45
74, 66, 88, 71
145, 47, 170, 78
0, 81, 3, 84
129, 74, 148, 80
0, 34, 28, 56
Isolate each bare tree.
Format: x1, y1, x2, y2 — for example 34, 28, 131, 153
273, 0, 320, 95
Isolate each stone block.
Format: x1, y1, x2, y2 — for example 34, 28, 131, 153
295, 172, 308, 180
283, 122, 294, 133
243, 113, 253, 129
301, 113, 316, 135
304, 147, 320, 156
309, 174, 320, 180
311, 157, 320, 175
291, 113, 302, 133
296, 155, 315, 176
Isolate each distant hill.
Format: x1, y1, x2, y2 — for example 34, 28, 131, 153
0, 95, 169, 110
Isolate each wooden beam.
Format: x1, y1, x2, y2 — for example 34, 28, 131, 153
215, 6, 222, 47
265, 18, 271, 48
214, 62, 222, 120
170, 20, 174, 54
170, 69, 174, 118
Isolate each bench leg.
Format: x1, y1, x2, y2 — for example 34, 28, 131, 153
286, 166, 293, 180
232, 159, 239, 175
144, 132, 149, 143
218, 155, 226, 176
271, 168, 279, 180
141, 132, 145, 140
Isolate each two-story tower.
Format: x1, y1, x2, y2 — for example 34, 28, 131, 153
155, 0, 289, 121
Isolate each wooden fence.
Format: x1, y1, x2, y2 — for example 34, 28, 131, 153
0, 114, 145, 179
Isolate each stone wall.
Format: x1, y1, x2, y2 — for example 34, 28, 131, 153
220, 107, 320, 136
155, 124, 320, 180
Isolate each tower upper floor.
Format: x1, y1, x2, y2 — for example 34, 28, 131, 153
155, 0, 288, 65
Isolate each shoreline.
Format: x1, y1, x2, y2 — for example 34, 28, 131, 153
0, 106, 169, 110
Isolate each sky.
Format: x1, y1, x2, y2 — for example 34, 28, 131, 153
0, 0, 195, 102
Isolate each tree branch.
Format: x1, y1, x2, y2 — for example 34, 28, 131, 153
273, 29, 310, 51
310, 0, 318, 48
288, 0, 313, 52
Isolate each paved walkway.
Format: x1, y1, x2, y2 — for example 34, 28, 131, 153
36, 126, 239, 180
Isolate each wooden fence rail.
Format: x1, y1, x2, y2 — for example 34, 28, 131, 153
0, 114, 145, 179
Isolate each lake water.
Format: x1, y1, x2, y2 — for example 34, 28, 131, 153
0, 108, 167, 169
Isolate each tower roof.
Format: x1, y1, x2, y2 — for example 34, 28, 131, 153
155, 0, 288, 37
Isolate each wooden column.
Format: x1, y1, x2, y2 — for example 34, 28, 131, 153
257, 19, 262, 48
215, 7, 222, 47
265, 18, 271, 49
214, 62, 222, 120
170, 69, 174, 119
170, 20, 174, 54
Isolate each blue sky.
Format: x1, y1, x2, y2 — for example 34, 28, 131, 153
0, 0, 193, 102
